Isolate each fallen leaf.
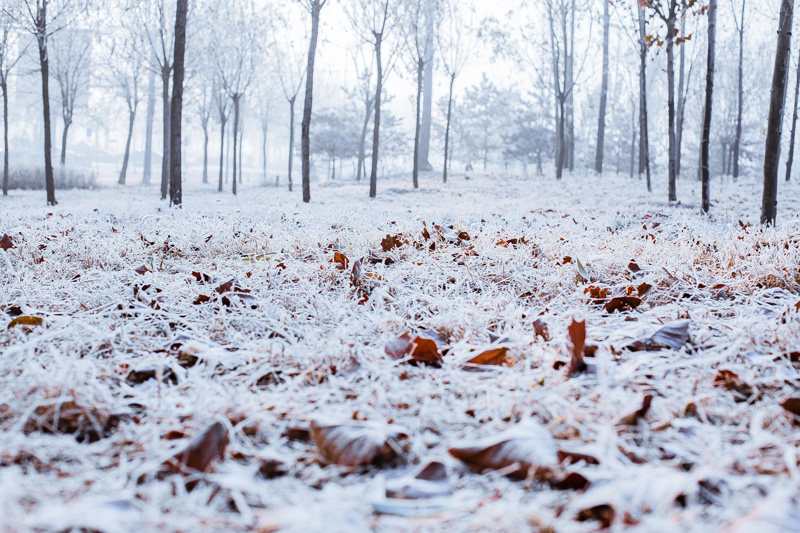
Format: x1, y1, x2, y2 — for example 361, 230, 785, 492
781, 398, 800, 423
385, 461, 451, 499
604, 296, 642, 313
568, 317, 587, 377
8, 316, 44, 329
134, 265, 149, 275
465, 347, 514, 367
160, 422, 229, 477
448, 423, 558, 479
576, 258, 590, 282
549, 471, 590, 491
381, 234, 405, 252
616, 394, 654, 426
626, 320, 691, 351
533, 318, 551, 341
385, 333, 443, 365
333, 252, 349, 270
713, 370, 754, 402
310, 420, 409, 467
0, 234, 14, 251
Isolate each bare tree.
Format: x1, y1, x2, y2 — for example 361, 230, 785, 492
51, 28, 91, 168
346, 47, 376, 183
731, 0, 745, 178
105, 27, 144, 186
168, 0, 188, 207
595, 0, 610, 173
437, 0, 473, 183
8, 0, 90, 205
701, 0, 716, 213
417, 0, 434, 172
0, 12, 28, 196
402, 0, 432, 190
132, 0, 175, 200
213, 82, 231, 192
210, 0, 262, 196
271, 9, 306, 192
761, 0, 794, 225
347, 0, 401, 198
297, 0, 328, 203
142, 69, 156, 185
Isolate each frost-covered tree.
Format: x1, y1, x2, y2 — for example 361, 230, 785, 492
0, 12, 28, 196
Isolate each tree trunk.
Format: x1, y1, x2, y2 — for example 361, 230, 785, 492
37, 5, 56, 206
762, 0, 794, 225
238, 117, 243, 184
733, 0, 746, 178
418, 0, 435, 172
301, 1, 323, 204
787, 43, 800, 183
202, 126, 209, 184
60, 119, 70, 166
566, 0, 575, 171
119, 111, 136, 185
161, 67, 171, 200
261, 122, 268, 183
443, 74, 455, 184
556, 97, 566, 180
630, 100, 636, 178
701, 0, 717, 214
412, 58, 423, 189
595, 0, 610, 173
2, 82, 7, 196
356, 101, 371, 182
676, 14, 686, 177
169, 0, 188, 207
232, 95, 240, 195
666, 11, 677, 202
638, 3, 652, 192
370, 36, 383, 199
143, 70, 156, 185
218, 118, 226, 192
288, 97, 295, 192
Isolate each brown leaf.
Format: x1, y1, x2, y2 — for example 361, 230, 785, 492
533, 318, 551, 341
24, 396, 116, 443
604, 296, 642, 313
576, 505, 616, 529
0, 234, 14, 251
568, 317, 587, 377
385, 461, 451, 499
616, 395, 653, 426
7, 316, 44, 329
549, 471, 590, 491
161, 422, 229, 477
134, 265, 150, 275
333, 252, 350, 270
193, 294, 211, 305
310, 420, 408, 467
385, 333, 443, 365
465, 347, 514, 367
713, 370, 754, 402
448, 424, 558, 480
636, 283, 653, 297
191, 271, 213, 284
381, 234, 406, 252
781, 398, 800, 423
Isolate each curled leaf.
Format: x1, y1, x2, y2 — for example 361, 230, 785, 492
465, 347, 514, 367
333, 252, 349, 270
310, 420, 409, 467
567, 317, 587, 377
616, 395, 654, 426
160, 421, 229, 477
8, 316, 43, 329
604, 296, 642, 313
385, 333, 443, 365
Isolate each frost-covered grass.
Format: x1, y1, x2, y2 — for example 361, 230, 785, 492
1, 172, 800, 532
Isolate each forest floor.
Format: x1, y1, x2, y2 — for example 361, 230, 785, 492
2, 171, 800, 532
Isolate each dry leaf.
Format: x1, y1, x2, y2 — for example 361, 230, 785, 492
568, 317, 587, 377
0, 233, 14, 251
448, 423, 558, 480
160, 421, 229, 477
604, 296, 642, 313
616, 395, 654, 426
7, 316, 44, 329
385, 461, 451, 499
385, 333, 443, 365
333, 252, 349, 270
465, 347, 514, 367
310, 420, 408, 467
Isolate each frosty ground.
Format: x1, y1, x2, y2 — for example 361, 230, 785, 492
2, 171, 800, 532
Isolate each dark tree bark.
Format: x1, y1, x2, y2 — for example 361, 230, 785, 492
232, 94, 240, 195
418, 0, 434, 171
169, 0, 188, 207
637, 3, 651, 192
676, 14, 686, 177
301, 0, 325, 204
595, 0, 610, 173
369, 34, 384, 199
443, 74, 455, 184
356, 99, 373, 182
36, 2, 56, 206
762, 0, 794, 225
218, 117, 226, 192
787, 44, 800, 183
733, 0, 746, 179
412, 58, 423, 189
161, 67, 171, 200
288, 96, 296, 192
701, 0, 717, 214
118, 111, 136, 185
60, 119, 70, 166
143, 70, 156, 185
2, 82, 7, 196
665, 7, 677, 202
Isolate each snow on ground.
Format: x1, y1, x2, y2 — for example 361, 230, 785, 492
2, 171, 800, 532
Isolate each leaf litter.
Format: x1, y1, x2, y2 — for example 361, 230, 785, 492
2, 174, 800, 531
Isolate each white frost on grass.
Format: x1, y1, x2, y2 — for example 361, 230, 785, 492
1, 172, 800, 531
